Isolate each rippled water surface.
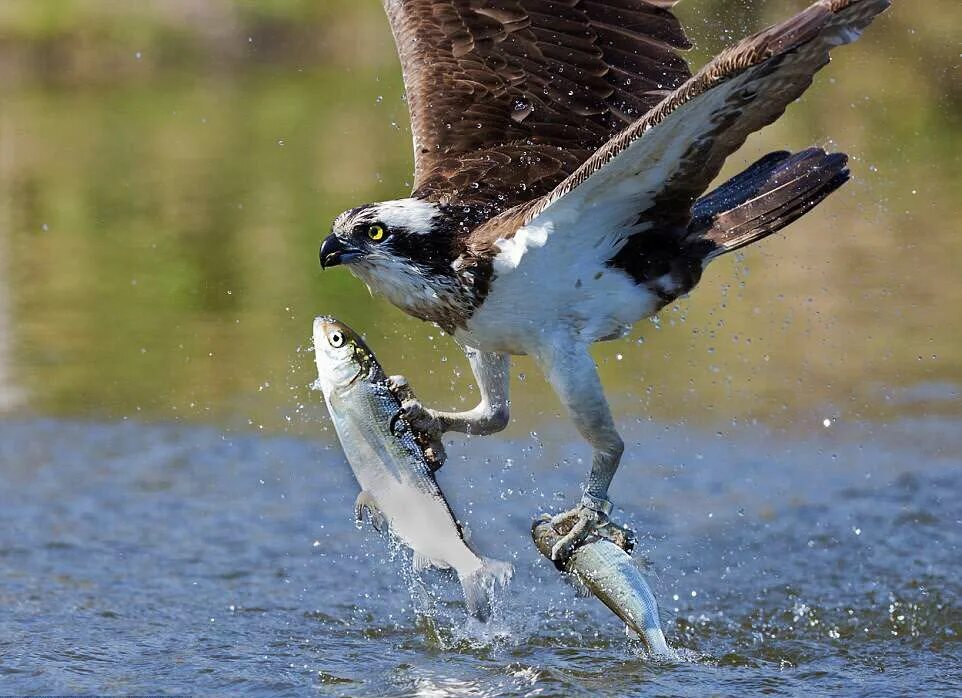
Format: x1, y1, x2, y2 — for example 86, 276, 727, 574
1, 1, 961, 695
1, 417, 960, 695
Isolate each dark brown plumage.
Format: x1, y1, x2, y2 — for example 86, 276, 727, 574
384, 0, 693, 209
466, 0, 888, 252
519, 0, 886, 223
610, 147, 851, 310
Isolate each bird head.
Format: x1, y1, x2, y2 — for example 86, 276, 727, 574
320, 197, 484, 320
320, 198, 442, 272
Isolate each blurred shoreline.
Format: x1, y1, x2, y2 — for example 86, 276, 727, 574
0, 117, 22, 412
0, 0, 957, 98
0, 1, 959, 432
0, 1, 390, 87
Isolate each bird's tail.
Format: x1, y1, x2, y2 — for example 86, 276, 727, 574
459, 557, 513, 622
690, 147, 850, 263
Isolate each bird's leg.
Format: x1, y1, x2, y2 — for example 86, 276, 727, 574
535, 342, 631, 561
397, 349, 510, 447
386, 374, 446, 467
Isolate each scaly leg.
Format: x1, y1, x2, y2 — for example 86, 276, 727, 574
397, 348, 510, 444
534, 341, 631, 561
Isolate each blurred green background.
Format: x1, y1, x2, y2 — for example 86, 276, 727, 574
0, 0, 959, 437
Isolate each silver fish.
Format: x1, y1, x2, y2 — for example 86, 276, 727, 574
532, 518, 671, 657
313, 316, 512, 621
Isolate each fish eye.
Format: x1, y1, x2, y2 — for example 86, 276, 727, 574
367, 224, 386, 242
329, 331, 344, 348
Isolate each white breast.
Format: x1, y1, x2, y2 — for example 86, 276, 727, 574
458, 214, 660, 354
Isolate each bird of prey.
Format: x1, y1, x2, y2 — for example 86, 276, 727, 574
319, 0, 890, 559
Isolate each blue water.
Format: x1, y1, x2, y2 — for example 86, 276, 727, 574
1, 3, 959, 692
1, 414, 958, 696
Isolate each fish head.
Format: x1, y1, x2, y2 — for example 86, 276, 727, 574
312, 316, 378, 395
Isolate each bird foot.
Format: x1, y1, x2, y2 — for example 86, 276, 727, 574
548, 498, 635, 561
387, 375, 446, 470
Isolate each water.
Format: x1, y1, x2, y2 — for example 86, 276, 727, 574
1, 1, 961, 695
0, 416, 958, 695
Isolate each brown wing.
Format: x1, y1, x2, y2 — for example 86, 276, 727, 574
522, 0, 890, 231
465, 0, 888, 272
383, 0, 692, 209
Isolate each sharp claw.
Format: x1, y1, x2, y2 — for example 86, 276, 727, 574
598, 520, 636, 554
549, 508, 597, 561
550, 514, 591, 561
387, 375, 416, 404
398, 399, 447, 472
400, 398, 432, 428
549, 509, 576, 529
387, 374, 408, 390
547, 502, 635, 561
423, 445, 446, 472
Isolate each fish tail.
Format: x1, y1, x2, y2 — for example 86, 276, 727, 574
459, 558, 513, 622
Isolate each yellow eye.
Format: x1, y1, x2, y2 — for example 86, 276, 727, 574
367, 224, 386, 241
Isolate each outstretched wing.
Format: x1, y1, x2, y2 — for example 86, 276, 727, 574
469, 0, 889, 266
383, 0, 692, 209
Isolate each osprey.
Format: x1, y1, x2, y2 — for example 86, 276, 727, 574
320, 0, 890, 559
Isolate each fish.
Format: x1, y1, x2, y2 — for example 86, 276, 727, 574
532, 517, 672, 657
312, 316, 512, 621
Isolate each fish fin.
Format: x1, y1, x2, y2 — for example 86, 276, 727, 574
459, 558, 514, 622
354, 491, 385, 533
412, 552, 449, 573
625, 625, 641, 640
564, 572, 593, 598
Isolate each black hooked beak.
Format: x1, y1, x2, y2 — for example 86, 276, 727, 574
319, 235, 361, 270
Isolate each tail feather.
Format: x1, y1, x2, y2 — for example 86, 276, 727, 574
691, 147, 850, 261
459, 558, 513, 622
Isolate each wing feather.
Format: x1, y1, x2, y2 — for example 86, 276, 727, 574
534, 0, 889, 222
468, 0, 889, 260
382, 0, 692, 209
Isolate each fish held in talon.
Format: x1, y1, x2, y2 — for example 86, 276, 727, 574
532, 517, 671, 659
319, 0, 891, 628
320, 0, 892, 568
312, 316, 512, 621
